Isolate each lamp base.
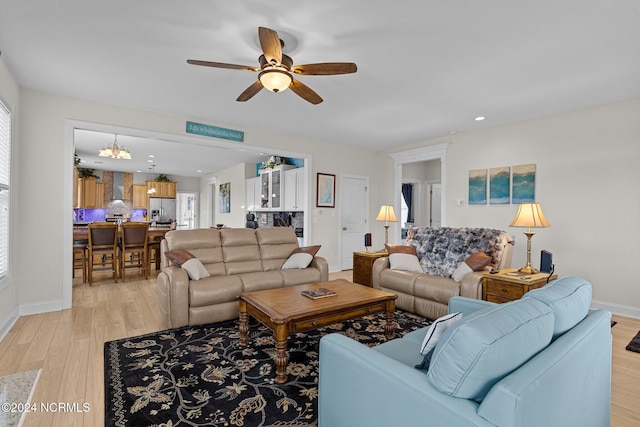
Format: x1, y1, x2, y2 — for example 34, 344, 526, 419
518, 266, 539, 275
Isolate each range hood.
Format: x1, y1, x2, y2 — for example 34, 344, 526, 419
112, 171, 124, 201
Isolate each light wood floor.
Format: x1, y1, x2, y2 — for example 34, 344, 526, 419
0, 269, 638, 426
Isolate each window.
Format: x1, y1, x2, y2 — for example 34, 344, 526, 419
0, 98, 11, 282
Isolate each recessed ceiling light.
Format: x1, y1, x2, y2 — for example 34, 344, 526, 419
148, 159, 154, 163
475, 116, 486, 121
148, 154, 155, 158
196, 170, 202, 173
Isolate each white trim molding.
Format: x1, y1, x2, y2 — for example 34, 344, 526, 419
592, 299, 640, 320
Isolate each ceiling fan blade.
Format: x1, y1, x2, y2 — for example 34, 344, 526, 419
236, 80, 264, 102
291, 62, 358, 76
289, 78, 323, 105
187, 59, 259, 72
258, 27, 283, 65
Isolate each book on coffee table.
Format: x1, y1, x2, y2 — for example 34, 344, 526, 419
301, 288, 338, 299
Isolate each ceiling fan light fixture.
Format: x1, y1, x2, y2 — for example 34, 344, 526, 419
259, 69, 292, 93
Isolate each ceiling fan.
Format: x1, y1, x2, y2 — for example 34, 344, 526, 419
187, 27, 357, 105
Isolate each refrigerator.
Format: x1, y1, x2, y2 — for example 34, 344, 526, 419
149, 198, 176, 222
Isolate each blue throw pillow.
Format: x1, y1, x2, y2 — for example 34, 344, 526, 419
415, 348, 435, 372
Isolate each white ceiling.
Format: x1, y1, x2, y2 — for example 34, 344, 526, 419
1, 1, 639, 175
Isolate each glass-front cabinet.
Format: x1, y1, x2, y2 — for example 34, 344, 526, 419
259, 165, 294, 210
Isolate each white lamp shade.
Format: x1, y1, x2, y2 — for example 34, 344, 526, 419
376, 205, 398, 224
510, 203, 550, 228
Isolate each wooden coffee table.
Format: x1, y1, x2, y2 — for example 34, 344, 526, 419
238, 279, 397, 384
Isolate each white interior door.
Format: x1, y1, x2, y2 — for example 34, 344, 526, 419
340, 175, 369, 270
177, 192, 198, 229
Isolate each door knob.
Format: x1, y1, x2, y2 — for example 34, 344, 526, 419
342, 227, 347, 230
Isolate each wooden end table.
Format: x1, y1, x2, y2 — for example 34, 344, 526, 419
353, 251, 389, 287
482, 268, 558, 303
238, 279, 397, 384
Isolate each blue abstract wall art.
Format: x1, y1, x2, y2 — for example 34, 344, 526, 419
490, 166, 510, 204
512, 164, 536, 203
468, 169, 487, 205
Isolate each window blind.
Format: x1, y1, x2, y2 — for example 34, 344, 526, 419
0, 98, 11, 280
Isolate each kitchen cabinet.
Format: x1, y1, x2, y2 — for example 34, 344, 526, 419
132, 184, 148, 209
146, 181, 176, 198
283, 167, 306, 211
245, 177, 261, 211
76, 176, 104, 208
95, 182, 104, 207
258, 165, 294, 210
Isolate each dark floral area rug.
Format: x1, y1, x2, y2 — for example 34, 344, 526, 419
626, 330, 640, 353
104, 310, 430, 427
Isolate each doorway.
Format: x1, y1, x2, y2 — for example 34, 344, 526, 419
176, 192, 198, 230
339, 174, 369, 270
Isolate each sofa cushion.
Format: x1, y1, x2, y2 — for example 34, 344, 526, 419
524, 276, 592, 338
452, 252, 492, 282
282, 252, 314, 269
281, 245, 322, 269
386, 244, 422, 272
164, 249, 195, 265
182, 258, 210, 280
419, 311, 463, 355
427, 298, 554, 401
256, 228, 300, 270
385, 244, 417, 255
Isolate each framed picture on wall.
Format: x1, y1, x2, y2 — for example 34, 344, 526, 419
219, 182, 230, 213
468, 169, 487, 205
316, 173, 336, 208
489, 166, 510, 204
512, 164, 536, 203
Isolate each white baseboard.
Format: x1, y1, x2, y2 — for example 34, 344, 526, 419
19, 299, 64, 316
592, 299, 640, 319
0, 307, 20, 343
328, 264, 343, 273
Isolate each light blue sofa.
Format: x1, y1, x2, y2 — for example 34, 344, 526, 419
318, 276, 611, 427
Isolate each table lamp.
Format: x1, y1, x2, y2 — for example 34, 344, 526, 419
509, 202, 550, 274
376, 205, 398, 245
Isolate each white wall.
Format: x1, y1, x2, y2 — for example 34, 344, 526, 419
0, 58, 20, 338
14, 89, 380, 314
212, 163, 248, 228
10, 85, 639, 325
387, 97, 640, 316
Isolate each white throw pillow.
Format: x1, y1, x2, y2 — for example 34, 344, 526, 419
452, 262, 473, 282
388, 253, 422, 273
282, 252, 313, 269
182, 258, 210, 280
420, 312, 463, 355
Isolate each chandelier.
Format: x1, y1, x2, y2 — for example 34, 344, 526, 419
147, 164, 157, 194
98, 135, 132, 160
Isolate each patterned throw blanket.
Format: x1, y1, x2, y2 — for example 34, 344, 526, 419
406, 227, 511, 278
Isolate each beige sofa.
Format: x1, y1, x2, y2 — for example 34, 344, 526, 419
157, 227, 328, 328
372, 227, 513, 320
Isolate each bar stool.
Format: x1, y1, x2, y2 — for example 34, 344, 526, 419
72, 239, 88, 283
120, 222, 149, 281
147, 235, 163, 273
87, 222, 119, 285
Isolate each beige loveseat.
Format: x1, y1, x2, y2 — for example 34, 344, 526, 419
372, 227, 513, 320
157, 227, 328, 328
